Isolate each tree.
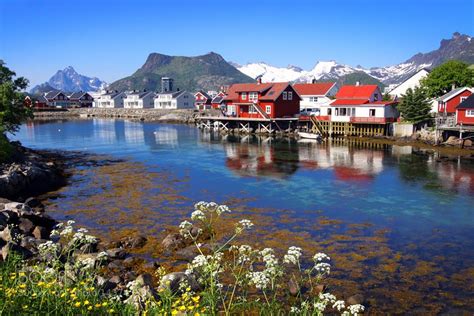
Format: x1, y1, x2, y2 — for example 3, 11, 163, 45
397, 87, 432, 123
0, 61, 32, 161
421, 60, 474, 98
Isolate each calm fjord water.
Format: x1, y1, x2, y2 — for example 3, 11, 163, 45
14, 119, 474, 313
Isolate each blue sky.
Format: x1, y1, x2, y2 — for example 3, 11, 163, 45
1, 0, 473, 87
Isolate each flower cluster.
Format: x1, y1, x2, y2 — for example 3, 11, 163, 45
283, 246, 302, 265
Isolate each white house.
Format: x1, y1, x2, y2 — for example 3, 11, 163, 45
154, 90, 195, 109
95, 91, 126, 108
124, 91, 155, 109
388, 68, 430, 98
293, 81, 338, 113
328, 85, 398, 123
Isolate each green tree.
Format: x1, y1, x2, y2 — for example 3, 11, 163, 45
421, 60, 474, 98
397, 86, 432, 123
0, 61, 32, 161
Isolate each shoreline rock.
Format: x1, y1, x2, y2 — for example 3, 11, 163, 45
0, 142, 67, 201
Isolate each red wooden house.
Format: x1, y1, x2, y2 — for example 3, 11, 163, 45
211, 92, 226, 109
194, 90, 212, 110
224, 80, 301, 119
456, 94, 474, 125
437, 87, 472, 115
24, 95, 48, 108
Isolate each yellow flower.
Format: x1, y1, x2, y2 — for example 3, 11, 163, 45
84, 300, 90, 306
171, 311, 178, 316
95, 304, 101, 308
192, 296, 200, 303
60, 293, 66, 298
19, 284, 26, 289
22, 305, 28, 310
88, 306, 93, 311
10, 276, 15, 280
108, 309, 114, 313
19, 272, 26, 277
102, 302, 108, 307
74, 302, 81, 307
179, 305, 186, 311
194, 313, 200, 316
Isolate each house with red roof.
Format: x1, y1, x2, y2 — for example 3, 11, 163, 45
328, 84, 399, 124
194, 90, 212, 110
436, 87, 473, 115
211, 91, 226, 110
224, 79, 301, 119
293, 81, 338, 115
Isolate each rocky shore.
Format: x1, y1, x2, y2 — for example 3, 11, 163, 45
33, 108, 223, 123
0, 143, 67, 201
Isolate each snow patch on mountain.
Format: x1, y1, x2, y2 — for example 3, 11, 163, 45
31, 66, 106, 93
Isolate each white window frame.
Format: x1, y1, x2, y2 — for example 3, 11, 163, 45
248, 105, 256, 114
466, 109, 474, 117
249, 92, 258, 102
265, 105, 271, 114
310, 96, 318, 102
460, 96, 468, 103
288, 91, 293, 100
241, 92, 247, 100
282, 92, 287, 100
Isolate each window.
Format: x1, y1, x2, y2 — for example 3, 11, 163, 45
241, 92, 247, 100
184, 95, 188, 99
282, 92, 287, 100
228, 105, 236, 115
369, 109, 376, 117
466, 110, 474, 117
374, 93, 379, 101
310, 96, 319, 102
265, 105, 271, 114
249, 92, 258, 101
460, 96, 468, 103
184, 102, 188, 106
352, 108, 356, 116
288, 91, 293, 100
249, 105, 256, 113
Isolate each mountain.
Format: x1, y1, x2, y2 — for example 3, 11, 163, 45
237, 32, 473, 86
29, 83, 58, 95
30, 66, 106, 94
109, 52, 254, 92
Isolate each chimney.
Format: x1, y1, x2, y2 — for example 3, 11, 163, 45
452, 83, 456, 91
355, 81, 360, 86
311, 78, 316, 84
257, 77, 262, 85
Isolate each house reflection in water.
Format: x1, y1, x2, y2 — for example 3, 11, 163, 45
298, 141, 385, 182
222, 136, 299, 179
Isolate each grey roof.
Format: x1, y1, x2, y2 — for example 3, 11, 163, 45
69, 92, 89, 100
457, 94, 474, 109
37, 95, 48, 102
437, 87, 472, 102
212, 95, 224, 103
44, 90, 63, 99
196, 90, 211, 100
103, 91, 123, 98
126, 91, 153, 98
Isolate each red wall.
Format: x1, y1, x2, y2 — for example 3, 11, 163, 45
272, 86, 300, 118
439, 90, 472, 113
457, 109, 474, 125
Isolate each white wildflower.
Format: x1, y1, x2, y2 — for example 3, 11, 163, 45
49, 229, 59, 238
60, 225, 73, 236
55, 222, 64, 229
315, 262, 331, 275
313, 252, 330, 262
248, 271, 270, 289
66, 220, 75, 226
333, 300, 346, 311
97, 251, 108, 261
290, 306, 301, 314
77, 228, 89, 233
190, 210, 206, 221
347, 304, 365, 315
313, 301, 327, 312
283, 246, 302, 265
216, 204, 231, 215
319, 292, 337, 303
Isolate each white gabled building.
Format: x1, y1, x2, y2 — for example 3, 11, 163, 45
154, 90, 195, 109
96, 91, 125, 108
293, 81, 338, 113
388, 68, 430, 99
327, 85, 399, 124
124, 91, 155, 109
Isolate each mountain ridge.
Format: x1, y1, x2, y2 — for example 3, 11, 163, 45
30, 66, 106, 94
237, 32, 473, 86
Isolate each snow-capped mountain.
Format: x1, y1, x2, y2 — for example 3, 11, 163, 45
237, 32, 474, 86
31, 66, 106, 93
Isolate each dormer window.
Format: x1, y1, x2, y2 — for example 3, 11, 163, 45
374, 93, 379, 101
241, 92, 247, 100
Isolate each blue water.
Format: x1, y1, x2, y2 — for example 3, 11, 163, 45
13, 119, 474, 312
